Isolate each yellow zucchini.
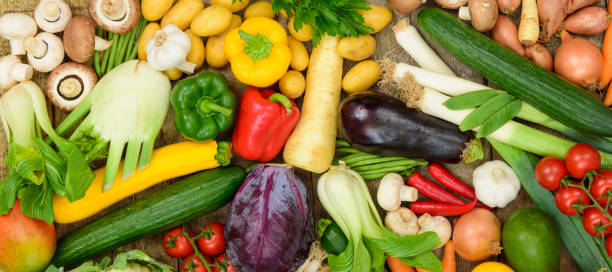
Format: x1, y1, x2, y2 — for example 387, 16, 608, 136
161, 0, 205, 30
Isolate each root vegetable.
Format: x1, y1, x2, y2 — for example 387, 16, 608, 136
554, 31, 603, 91
452, 208, 502, 262
497, 0, 520, 14
336, 35, 376, 61
491, 14, 524, 55
525, 43, 553, 70
279, 70, 306, 99
564, 0, 597, 14
417, 214, 451, 249
388, 0, 427, 14
288, 36, 309, 72
442, 241, 456, 272
385, 207, 420, 236
342, 60, 381, 93
434, 0, 468, 10
538, 0, 566, 41
191, 5, 233, 37
563, 7, 611, 36
468, 0, 498, 32
518, 0, 539, 46
358, 4, 393, 33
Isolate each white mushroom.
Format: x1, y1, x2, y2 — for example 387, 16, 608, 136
63, 16, 113, 63
473, 160, 521, 208
417, 213, 452, 249
34, 0, 72, 33
24, 32, 65, 73
385, 207, 420, 236
89, 0, 141, 34
0, 55, 33, 91
0, 13, 38, 55
377, 173, 418, 212
46, 62, 98, 111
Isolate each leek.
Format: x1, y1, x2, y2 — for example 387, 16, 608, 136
55, 60, 171, 191
317, 164, 442, 272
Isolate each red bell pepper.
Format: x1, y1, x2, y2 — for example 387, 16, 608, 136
232, 87, 300, 162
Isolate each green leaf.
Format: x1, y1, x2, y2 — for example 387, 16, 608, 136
317, 218, 332, 237
328, 239, 371, 272
44, 265, 65, 272
476, 99, 522, 138
0, 170, 23, 214
239, 30, 273, 62
61, 140, 95, 202
367, 229, 441, 257
443, 89, 504, 110
66, 262, 101, 272
18, 183, 54, 225
398, 252, 443, 272
35, 138, 67, 196
109, 250, 174, 272
6, 143, 44, 185
459, 93, 515, 131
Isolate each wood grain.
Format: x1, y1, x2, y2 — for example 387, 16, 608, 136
0, 0, 602, 270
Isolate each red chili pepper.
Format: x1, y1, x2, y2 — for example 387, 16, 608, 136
232, 87, 300, 162
410, 198, 477, 216
428, 163, 477, 200
407, 172, 465, 204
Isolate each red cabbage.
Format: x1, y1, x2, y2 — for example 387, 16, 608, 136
225, 164, 313, 272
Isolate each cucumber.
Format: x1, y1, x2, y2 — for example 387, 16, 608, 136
417, 8, 612, 137
52, 166, 246, 268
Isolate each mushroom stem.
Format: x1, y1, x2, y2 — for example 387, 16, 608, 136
43, 1, 61, 22
9, 40, 26, 55
59, 77, 83, 98
101, 0, 127, 21
24, 37, 49, 58
94, 36, 114, 51
178, 61, 197, 74
400, 186, 419, 202
11, 63, 33, 82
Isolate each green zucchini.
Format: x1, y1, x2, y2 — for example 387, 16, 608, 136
52, 166, 246, 268
417, 8, 612, 137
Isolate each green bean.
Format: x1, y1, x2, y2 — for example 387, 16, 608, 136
335, 147, 361, 154
336, 139, 351, 147
114, 33, 129, 68
129, 18, 148, 60
100, 32, 115, 75
94, 28, 104, 76
360, 172, 387, 181
120, 25, 138, 64
352, 160, 420, 172
106, 33, 119, 74
349, 156, 408, 167
358, 165, 417, 176
340, 154, 379, 165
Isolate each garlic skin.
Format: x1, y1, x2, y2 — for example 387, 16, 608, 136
417, 213, 451, 249
473, 160, 520, 208
146, 24, 196, 74
385, 207, 420, 236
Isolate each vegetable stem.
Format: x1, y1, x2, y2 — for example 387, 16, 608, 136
103, 140, 126, 192
122, 139, 142, 180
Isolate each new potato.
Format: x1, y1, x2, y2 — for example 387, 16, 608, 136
161, 0, 204, 30
191, 5, 233, 36
279, 70, 306, 99
211, 0, 250, 12
288, 37, 309, 71
342, 60, 381, 93
138, 22, 161, 61
337, 35, 376, 61
245, 1, 276, 19
206, 15, 242, 68
359, 4, 392, 33
288, 17, 313, 42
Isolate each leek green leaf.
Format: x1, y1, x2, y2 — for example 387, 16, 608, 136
0, 171, 23, 214
18, 183, 54, 225
398, 252, 443, 272
443, 89, 503, 110
476, 99, 522, 138
459, 93, 515, 131
7, 143, 44, 185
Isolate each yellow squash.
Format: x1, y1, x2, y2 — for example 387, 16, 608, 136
53, 141, 230, 223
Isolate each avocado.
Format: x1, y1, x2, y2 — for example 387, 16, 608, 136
502, 207, 561, 272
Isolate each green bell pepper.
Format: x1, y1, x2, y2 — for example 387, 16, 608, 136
171, 71, 237, 141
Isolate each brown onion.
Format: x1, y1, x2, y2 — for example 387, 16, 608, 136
452, 208, 502, 262
525, 43, 553, 71
497, 0, 520, 14
564, 7, 611, 35
491, 14, 525, 55
537, 0, 567, 41
554, 31, 603, 90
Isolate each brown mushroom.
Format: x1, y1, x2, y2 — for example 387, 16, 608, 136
89, 0, 141, 34
63, 16, 113, 63
47, 62, 97, 111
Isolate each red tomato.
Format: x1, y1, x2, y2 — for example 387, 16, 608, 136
565, 143, 601, 179
163, 226, 195, 258
582, 207, 612, 237
197, 222, 225, 256
535, 156, 567, 190
591, 170, 612, 206
181, 253, 213, 272
606, 235, 612, 257
555, 184, 591, 216
212, 253, 237, 272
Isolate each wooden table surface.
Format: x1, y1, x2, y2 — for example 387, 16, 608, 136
2, 0, 606, 271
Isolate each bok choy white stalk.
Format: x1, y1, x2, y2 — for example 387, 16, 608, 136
55, 60, 171, 191
317, 163, 443, 272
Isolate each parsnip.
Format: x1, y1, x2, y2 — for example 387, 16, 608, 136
518, 0, 539, 46
283, 36, 343, 173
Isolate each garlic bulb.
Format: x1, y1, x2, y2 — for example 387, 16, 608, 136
473, 160, 520, 208
146, 24, 196, 74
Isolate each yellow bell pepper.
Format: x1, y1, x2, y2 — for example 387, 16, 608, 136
224, 17, 291, 87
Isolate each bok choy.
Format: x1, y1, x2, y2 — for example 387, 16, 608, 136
317, 163, 443, 272
55, 60, 171, 191
0, 81, 95, 224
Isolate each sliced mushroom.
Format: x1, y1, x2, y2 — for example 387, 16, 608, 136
34, 0, 72, 33
89, 0, 141, 34
64, 16, 113, 63
0, 55, 33, 91
47, 62, 98, 111
25, 32, 65, 73
0, 13, 38, 55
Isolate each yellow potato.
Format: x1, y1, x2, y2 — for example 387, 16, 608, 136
138, 22, 161, 61
142, 0, 174, 21
244, 1, 275, 19
279, 70, 306, 99
206, 15, 242, 68
358, 4, 392, 33
342, 60, 381, 93
164, 69, 183, 80
211, 0, 250, 12
287, 37, 309, 71
161, 0, 204, 30
336, 35, 376, 61
185, 29, 206, 69
191, 5, 233, 36
288, 17, 313, 42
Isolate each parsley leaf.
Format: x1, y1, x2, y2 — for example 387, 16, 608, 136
239, 30, 274, 61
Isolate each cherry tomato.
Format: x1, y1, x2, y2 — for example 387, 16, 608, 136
163, 226, 195, 258
555, 184, 590, 216
197, 222, 225, 256
565, 143, 601, 179
582, 207, 612, 237
591, 170, 612, 206
212, 253, 237, 272
606, 235, 612, 257
181, 253, 213, 272
535, 156, 567, 190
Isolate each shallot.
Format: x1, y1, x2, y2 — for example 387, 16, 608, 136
491, 14, 524, 55
525, 43, 553, 71
452, 208, 502, 261
564, 0, 597, 14
564, 7, 611, 36
537, 0, 566, 41
554, 31, 603, 91
497, 0, 520, 14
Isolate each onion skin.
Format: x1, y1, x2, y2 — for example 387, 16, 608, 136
497, 0, 520, 14
537, 0, 567, 41
554, 32, 603, 90
525, 43, 553, 71
564, 0, 597, 14
491, 14, 525, 56
452, 208, 502, 262
387, 0, 425, 14
564, 7, 611, 36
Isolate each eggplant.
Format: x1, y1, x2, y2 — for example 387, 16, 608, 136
339, 94, 483, 164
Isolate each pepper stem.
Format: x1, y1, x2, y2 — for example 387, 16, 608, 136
215, 141, 232, 166
268, 93, 293, 115
197, 99, 233, 117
